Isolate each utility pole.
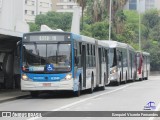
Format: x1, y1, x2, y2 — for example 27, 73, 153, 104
109, 0, 112, 40
138, 0, 141, 51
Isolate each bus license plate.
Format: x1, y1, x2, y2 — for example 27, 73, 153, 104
43, 83, 51, 87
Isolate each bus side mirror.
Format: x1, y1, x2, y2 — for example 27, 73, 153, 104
75, 57, 79, 65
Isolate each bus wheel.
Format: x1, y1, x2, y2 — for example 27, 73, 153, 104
133, 72, 136, 82
101, 74, 106, 90
74, 81, 81, 97
145, 71, 148, 80
115, 81, 120, 86
142, 71, 144, 80
116, 74, 121, 86
30, 91, 39, 98
124, 72, 127, 84
88, 75, 94, 93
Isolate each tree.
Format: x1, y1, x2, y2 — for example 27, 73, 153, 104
147, 43, 160, 71
76, 0, 87, 30
110, 0, 128, 39
85, 0, 107, 23
116, 10, 139, 44
34, 12, 72, 31
149, 22, 160, 42
141, 9, 160, 71
115, 10, 126, 34
28, 22, 40, 32
142, 9, 160, 29
91, 21, 109, 40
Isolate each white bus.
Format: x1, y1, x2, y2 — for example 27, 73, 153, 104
21, 31, 110, 97
102, 40, 136, 85
136, 51, 150, 80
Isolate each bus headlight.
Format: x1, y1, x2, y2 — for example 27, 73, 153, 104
65, 74, 72, 80
110, 69, 116, 74
113, 69, 116, 73
22, 74, 29, 81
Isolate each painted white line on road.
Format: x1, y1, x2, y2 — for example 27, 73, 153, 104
148, 101, 160, 120
27, 81, 143, 120
51, 84, 134, 111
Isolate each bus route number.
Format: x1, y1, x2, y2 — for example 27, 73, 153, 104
39, 36, 56, 41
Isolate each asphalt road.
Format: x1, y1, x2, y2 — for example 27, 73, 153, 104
0, 75, 160, 120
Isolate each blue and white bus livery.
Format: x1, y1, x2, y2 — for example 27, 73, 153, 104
21, 31, 110, 97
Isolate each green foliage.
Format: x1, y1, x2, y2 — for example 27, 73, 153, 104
140, 9, 160, 71
142, 9, 160, 29
28, 22, 40, 32
35, 12, 72, 31
81, 21, 109, 40
81, 24, 92, 37
149, 22, 160, 42
115, 10, 139, 46
124, 10, 139, 23
116, 10, 126, 22
91, 21, 109, 40
148, 43, 160, 71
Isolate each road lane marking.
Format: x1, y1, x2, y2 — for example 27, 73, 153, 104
27, 82, 138, 120
51, 84, 134, 111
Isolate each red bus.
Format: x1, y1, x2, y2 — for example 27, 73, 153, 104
136, 51, 150, 80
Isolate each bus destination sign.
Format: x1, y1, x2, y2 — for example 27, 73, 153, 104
24, 34, 70, 42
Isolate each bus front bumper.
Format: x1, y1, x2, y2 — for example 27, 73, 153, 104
21, 79, 74, 91
109, 72, 118, 82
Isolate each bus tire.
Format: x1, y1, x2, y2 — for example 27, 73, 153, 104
124, 72, 127, 84
101, 73, 106, 90
30, 91, 39, 98
145, 71, 148, 80
133, 71, 136, 82
88, 74, 94, 93
74, 77, 81, 97
116, 73, 121, 86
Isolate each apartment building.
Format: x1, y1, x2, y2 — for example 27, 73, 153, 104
124, 0, 160, 13
24, 0, 52, 22
51, 0, 79, 12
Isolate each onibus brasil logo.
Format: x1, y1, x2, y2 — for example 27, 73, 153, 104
144, 101, 156, 110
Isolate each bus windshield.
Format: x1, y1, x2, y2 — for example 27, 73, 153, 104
22, 42, 71, 73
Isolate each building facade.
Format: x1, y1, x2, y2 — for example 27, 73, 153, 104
51, 0, 78, 12
24, 0, 52, 22
124, 0, 160, 13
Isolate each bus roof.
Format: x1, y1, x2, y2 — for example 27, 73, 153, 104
81, 35, 96, 44
23, 31, 71, 36
98, 40, 109, 48
136, 51, 150, 56
101, 40, 128, 48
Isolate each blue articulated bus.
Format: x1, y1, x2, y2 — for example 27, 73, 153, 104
21, 31, 110, 97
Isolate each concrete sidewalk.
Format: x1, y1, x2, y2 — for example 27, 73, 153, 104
0, 89, 29, 103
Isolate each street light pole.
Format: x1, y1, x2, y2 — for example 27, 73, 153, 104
138, 0, 141, 51
109, 0, 112, 40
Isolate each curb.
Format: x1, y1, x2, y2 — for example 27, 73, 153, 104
0, 94, 30, 104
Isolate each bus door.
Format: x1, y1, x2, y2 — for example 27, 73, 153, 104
121, 51, 124, 80
118, 50, 123, 80
98, 48, 102, 84
81, 44, 86, 88
105, 49, 109, 84
130, 52, 132, 79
